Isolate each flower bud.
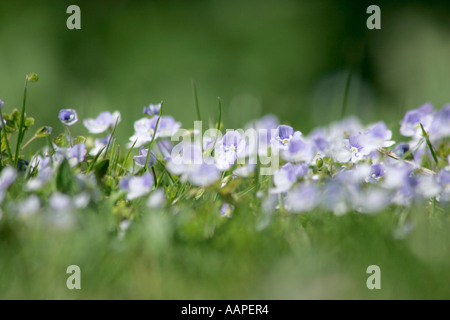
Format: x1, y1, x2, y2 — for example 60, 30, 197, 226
35, 126, 53, 138
316, 158, 323, 168
27, 73, 39, 82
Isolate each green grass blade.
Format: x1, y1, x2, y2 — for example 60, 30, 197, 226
112, 146, 121, 175
340, 69, 352, 119
104, 116, 120, 156
420, 123, 438, 164
151, 165, 158, 188
156, 158, 175, 185
86, 146, 106, 174
119, 138, 138, 176
192, 80, 201, 122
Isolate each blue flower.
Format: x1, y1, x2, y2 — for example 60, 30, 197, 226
430, 104, 450, 141
364, 121, 395, 148
143, 103, 161, 117
58, 109, 78, 126
67, 143, 86, 167
0, 167, 17, 203
233, 163, 256, 178
272, 125, 302, 149
321, 181, 349, 216
166, 143, 203, 176
119, 173, 154, 200
281, 136, 315, 163
129, 117, 158, 147
308, 128, 330, 156
26, 158, 53, 192
54, 143, 86, 167
347, 133, 366, 163
271, 162, 308, 193
133, 146, 156, 168
394, 143, 410, 157
83, 111, 121, 134
49, 192, 72, 211
129, 116, 181, 148
399, 103, 433, 137
345, 122, 395, 163
352, 188, 390, 214
166, 142, 220, 186
89, 135, 110, 156
147, 188, 166, 208
15, 195, 41, 219
416, 175, 441, 199
0, 98, 4, 109
335, 163, 371, 185
220, 203, 234, 217
245, 114, 279, 147
187, 163, 221, 187
285, 183, 320, 213
157, 116, 181, 138
382, 163, 417, 206
365, 163, 385, 183
47, 193, 77, 229
437, 169, 450, 202
215, 130, 245, 171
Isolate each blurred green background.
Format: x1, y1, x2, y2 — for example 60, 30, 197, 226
1, 0, 449, 146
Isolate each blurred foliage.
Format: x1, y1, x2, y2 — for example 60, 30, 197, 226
1, 192, 450, 299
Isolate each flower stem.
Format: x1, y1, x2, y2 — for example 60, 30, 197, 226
144, 101, 163, 171
104, 117, 120, 156
377, 147, 435, 175
65, 126, 73, 148
20, 135, 37, 151
14, 75, 29, 167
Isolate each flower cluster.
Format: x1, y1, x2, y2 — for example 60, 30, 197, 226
1, 96, 449, 231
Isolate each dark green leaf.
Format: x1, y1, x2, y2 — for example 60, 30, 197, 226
53, 133, 70, 148
24, 116, 35, 129
73, 136, 86, 145
94, 159, 110, 181
56, 158, 78, 194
